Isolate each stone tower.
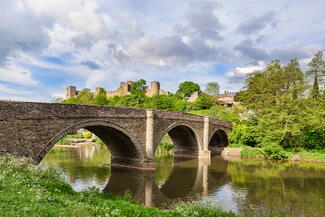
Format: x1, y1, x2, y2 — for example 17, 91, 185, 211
66, 86, 77, 99
150, 81, 160, 95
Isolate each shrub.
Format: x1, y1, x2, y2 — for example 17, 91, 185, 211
83, 131, 92, 139
228, 144, 249, 148
263, 144, 291, 160
240, 147, 264, 158
192, 93, 216, 110
230, 123, 258, 147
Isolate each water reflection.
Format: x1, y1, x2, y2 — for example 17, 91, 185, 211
43, 145, 325, 217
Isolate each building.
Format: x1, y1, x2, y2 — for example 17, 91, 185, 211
218, 91, 236, 107
187, 90, 237, 106
66, 81, 168, 99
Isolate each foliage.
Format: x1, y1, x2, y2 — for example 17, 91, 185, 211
0, 154, 247, 217
240, 147, 264, 158
145, 94, 188, 112
236, 59, 305, 110
227, 144, 249, 148
235, 55, 325, 151
262, 145, 292, 160
192, 93, 216, 110
155, 135, 174, 157
92, 88, 108, 105
130, 79, 146, 96
57, 138, 71, 145
299, 149, 325, 160
306, 51, 325, 99
83, 131, 92, 139
94, 136, 106, 147
204, 82, 220, 97
176, 81, 201, 97
230, 123, 258, 147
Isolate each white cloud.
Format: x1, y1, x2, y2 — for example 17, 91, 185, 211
227, 61, 266, 85
0, 59, 38, 86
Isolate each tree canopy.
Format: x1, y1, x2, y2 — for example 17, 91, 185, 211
204, 82, 220, 97
176, 81, 200, 97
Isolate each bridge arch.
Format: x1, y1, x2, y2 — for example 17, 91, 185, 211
157, 122, 202, 156
208, 129, 229, 155
35, 120, 144, 164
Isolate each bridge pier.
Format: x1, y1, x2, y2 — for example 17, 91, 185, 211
144, 110, 156, 168
198, 116, 211, 159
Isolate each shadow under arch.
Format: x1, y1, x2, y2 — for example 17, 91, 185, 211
35, 120, 144, 165
208, 129, 229, 155
157, 122, 202, 156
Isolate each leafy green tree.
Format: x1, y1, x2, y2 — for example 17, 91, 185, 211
91, 88, 108, 105
307, 51, 325, 98
193, 93, 216, 109
236, 59, 305, 110
204, 82, 220, 97
145, 94, 175, 110
176, 81, 200, 97
130, 79, 146, 96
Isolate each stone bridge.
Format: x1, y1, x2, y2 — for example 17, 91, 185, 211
0, 101, 232, 168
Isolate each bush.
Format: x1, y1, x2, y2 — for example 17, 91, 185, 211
83, 131, 92, 139
263, 144, 291, 160
192, 93, 216, 110
57, 138, 71, 145
228, 144, 249, 148
230, 123, 258, 147
240, 147, 264, 158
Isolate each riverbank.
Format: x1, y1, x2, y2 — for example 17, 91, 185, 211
221, 146, 325, 163
0, 154, 288, 217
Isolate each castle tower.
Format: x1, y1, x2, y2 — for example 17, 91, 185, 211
150, 81, 160, 96
95, 87, 101, 96
66, 86, 77, 99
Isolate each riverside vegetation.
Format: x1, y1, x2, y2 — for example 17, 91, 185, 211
0, 154, 287, 217
59, 51, 325, 160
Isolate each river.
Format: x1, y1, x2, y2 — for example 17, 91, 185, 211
42, 144, 325, 217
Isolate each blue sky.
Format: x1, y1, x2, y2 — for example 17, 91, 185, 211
0, 0, 324, 101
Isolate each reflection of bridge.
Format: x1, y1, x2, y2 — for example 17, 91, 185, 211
0, 101, 231, 168
104, 157, 229, 207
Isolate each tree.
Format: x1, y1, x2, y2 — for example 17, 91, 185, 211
130, 79, 146, 96
236, 59, 305, 110
75, 88, 94, 104
193, 93, 216, 109
204, 82, 220, 97
176, 81, 200, 97
283, 59, 305, 99
92, 88, 108, 105
307, 51, 325, 98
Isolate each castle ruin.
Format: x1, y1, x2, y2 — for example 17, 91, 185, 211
66, 81, 168, 99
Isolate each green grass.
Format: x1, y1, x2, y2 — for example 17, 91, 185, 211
299, 149, 325, 160
0, 154, 251, 217
228, 144, 249, 148
188, 109, 210, 116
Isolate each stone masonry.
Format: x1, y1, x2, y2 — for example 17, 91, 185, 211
0, 101, 231, 168
66, 81, 169, 99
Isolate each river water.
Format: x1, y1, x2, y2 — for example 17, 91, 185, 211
42, 145, 325, 217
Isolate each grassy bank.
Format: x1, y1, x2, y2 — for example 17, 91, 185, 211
227, 144, 325, 161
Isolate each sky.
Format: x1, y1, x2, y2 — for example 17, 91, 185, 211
0, 0, 324, 102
